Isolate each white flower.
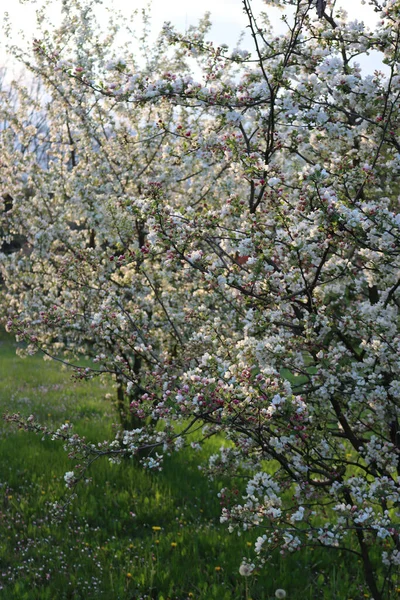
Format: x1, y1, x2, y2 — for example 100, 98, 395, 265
64, 471, 75, 487
188, 249, 203, 261
239, 562, 254, 576
275, 590, 287, 599
255, 534, 267, 554
225, 110, 242, 124
290, 506, 305, 522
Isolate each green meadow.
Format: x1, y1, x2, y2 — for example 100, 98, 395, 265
0, 331, 379, 599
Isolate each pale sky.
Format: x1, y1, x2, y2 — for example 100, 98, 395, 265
1, 0, 381, 73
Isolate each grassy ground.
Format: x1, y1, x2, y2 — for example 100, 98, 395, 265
0, 331, 375, 599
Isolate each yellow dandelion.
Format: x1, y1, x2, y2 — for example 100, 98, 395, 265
152, 526, 162, 532
246, 542, 252, 547
215, 566, 222, 572
126, 573, 132, 578
171, 542, 177, 548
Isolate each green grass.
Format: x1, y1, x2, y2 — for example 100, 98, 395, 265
0, 331, 375, 599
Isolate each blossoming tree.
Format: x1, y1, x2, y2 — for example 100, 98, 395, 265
2, 0, 400, 597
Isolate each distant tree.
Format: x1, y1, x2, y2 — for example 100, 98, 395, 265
0, 8, 230, 427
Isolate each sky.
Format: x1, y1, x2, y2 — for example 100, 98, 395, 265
1, 0, 382, 73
